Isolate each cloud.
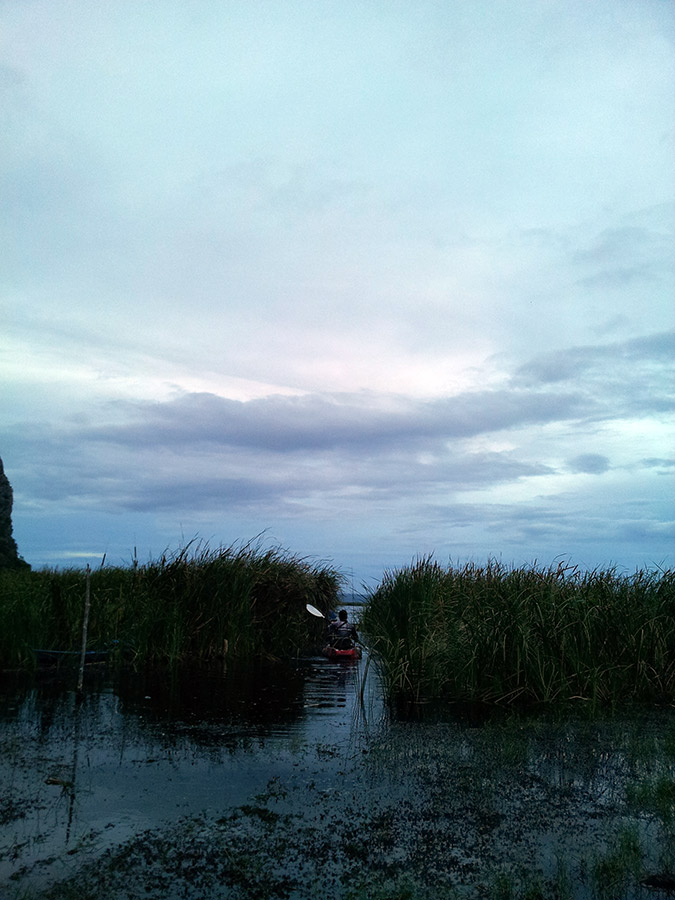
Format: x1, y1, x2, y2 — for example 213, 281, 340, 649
4, 329, 669, 528
1, 1, 673, 576
566, 454, 610, 475
5, 416, 556, 518
513, 331, 675, 395
75, 387, 587, 454
640, 457, 675, 471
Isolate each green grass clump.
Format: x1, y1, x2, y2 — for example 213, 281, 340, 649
0, 540, 342, 669
361, 557, 675, 711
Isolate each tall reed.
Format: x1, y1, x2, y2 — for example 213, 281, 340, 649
0, 540, 342, 668
361, 557, 675, 710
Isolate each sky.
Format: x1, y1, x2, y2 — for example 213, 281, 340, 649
1, 0, 673, 588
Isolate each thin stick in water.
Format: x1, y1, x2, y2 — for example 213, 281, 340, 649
77, 565, 92, 693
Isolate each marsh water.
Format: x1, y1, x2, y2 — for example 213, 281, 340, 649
1, 649, 381, 888
2, 648, 674, 899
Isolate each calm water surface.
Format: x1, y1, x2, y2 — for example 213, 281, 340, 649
1, 651, 382, 891
2, 649, 674, 899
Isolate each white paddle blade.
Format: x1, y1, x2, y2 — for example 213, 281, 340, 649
306, 603, 325, 618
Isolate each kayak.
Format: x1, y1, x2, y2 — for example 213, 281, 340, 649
322, 644, 362, 661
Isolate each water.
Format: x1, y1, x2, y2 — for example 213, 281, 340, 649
2, 652, 674, 899
1, 652, 382, 893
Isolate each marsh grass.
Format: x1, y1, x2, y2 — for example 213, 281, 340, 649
589, 826, 645, 900
0, 540, 342, 668
627, 776, 675, 823
361, 557, 675, 710
489, 828, 645, 900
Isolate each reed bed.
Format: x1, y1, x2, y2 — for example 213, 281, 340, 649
0, 541, 342, 669
361, 557, 675, 710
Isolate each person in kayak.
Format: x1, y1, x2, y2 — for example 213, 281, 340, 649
328, 609, 358, 650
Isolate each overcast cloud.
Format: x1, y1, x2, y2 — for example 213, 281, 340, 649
1, 0, 673, 585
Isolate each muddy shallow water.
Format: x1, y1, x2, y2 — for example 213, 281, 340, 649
1, 651, 674, 899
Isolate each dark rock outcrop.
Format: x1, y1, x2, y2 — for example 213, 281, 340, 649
0, 457, 29, 569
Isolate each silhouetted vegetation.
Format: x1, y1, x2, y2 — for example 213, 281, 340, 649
361, 557, 675, 711
0, 540, 342, 668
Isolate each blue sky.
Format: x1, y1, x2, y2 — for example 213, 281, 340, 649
1, 0, 673, 587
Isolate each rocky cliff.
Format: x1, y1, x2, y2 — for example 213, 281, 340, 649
0, 457, 29, 569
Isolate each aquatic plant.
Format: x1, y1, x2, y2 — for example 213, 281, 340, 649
361, 557, 675, 710
588, 826, 645, 900
0, 539, 342, 668
627, 776, 675, 823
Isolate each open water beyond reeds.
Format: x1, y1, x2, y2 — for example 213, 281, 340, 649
2, 651, 675, 900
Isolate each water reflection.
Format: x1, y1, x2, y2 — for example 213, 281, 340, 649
0, 653, 378, 890
6, 659, 672, 899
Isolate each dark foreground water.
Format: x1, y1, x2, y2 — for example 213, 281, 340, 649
1, 651, 674, 900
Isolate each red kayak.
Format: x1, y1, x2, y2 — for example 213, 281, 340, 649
322, 644, 362, 661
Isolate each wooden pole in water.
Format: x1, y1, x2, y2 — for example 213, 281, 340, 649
77, 565, 92, 693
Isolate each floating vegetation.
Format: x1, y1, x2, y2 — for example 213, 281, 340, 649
361, 557, 675, 710
14, 712, 675, 900
0, 539, 342, 669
